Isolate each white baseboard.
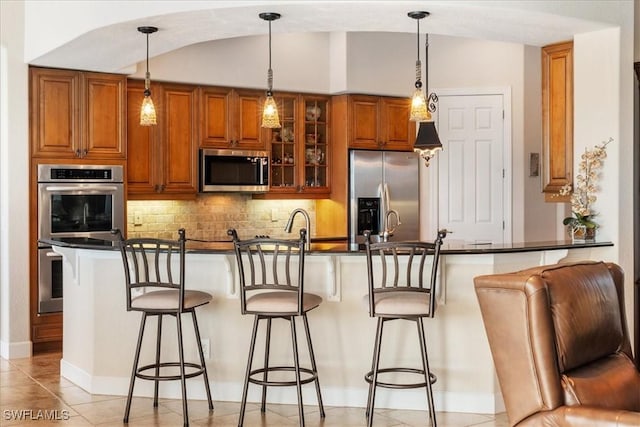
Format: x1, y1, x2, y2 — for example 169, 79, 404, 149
60, 361, 503, 414
60, 358, 93, 391
0, 339, 32, 359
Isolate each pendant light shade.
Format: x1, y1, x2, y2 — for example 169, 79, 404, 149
408, 11, 429, 122
260, 12, 281, 129
414, 121, 442, 167
410, 87, 429, 122
138, 26, 158, 126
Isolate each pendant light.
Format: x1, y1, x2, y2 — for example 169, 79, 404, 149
408, 11, 429, 122
408, 11, 442, 167
259, 12, 281, 128
138, 26, 158, 126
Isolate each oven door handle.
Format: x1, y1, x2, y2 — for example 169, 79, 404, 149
43, 185, 121, 192
45, 251, 62, 258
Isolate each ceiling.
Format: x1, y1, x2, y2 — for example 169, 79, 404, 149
27, 1, 615, 74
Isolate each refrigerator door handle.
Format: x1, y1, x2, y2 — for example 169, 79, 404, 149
383, 183, 391, 212
377, 183, 386, 215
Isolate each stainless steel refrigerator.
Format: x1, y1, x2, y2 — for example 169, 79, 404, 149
349, 150, 420, 248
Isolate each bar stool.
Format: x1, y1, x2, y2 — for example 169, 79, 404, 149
228, 228, 325, 427
114, 228, 214, 427
363, 230, 447, 427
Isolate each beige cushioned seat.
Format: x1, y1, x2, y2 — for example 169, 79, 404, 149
362, 291, 431, 316
131, 289, 212, 310
246, 291, 322, 313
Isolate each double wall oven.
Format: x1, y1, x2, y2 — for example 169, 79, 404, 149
37, 164, 125, 313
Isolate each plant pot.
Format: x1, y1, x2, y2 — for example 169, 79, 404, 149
570, 224, 596, 243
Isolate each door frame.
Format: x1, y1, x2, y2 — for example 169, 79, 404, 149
423, 87, 512, 244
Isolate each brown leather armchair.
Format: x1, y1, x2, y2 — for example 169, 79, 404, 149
474, 261, 640, 427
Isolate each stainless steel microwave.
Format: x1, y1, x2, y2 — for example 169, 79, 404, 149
199, 149, 269, 192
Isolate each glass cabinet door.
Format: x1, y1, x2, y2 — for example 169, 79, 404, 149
269, 96, 297, 189
303, 98, 329, 189
263, 94, 330, 197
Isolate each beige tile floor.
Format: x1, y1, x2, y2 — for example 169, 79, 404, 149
0, 352, 508, 426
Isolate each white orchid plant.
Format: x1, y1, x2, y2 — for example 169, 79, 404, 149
559, 137, 613, 230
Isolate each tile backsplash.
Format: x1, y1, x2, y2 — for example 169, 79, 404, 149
126, 194, 315, 241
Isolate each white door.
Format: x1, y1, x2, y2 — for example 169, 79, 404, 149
437, 94, 506, 244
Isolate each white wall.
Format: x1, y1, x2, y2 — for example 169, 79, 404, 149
0, 0, 31, 358
635, 1, 640, 62
574, 25, 635, 345
345, 32, 414, 97
574, 29, 621, 244
23, 0, 215, 64
129, 32, 331, 93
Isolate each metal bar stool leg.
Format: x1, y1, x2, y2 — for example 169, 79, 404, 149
176, 312, 189, 426
417, 318, 437, 427
302, 313, 325, 417
367, 317, 385, 427
290, 316, 305, 427
124, 312, 148, 423
261, 317, 272, 413
365, 316, 383, 419
239, 316, 260, 427
191, 310, 214, 411
153, 314, 163, 407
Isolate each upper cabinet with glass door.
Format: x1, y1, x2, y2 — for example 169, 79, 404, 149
302, 97, 330, 194
268, 95, 298, 193
258, 93, 330, 199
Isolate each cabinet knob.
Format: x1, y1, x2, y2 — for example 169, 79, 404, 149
75, 149, 81, 158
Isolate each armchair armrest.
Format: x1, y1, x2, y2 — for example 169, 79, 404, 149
519, 406, 640, 427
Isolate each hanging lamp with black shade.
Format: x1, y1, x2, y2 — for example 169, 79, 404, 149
407, 11, 442, 167
138, 26, 158, 126
260, 12, 281, 128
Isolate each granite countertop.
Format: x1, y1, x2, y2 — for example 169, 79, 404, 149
39, 237, 613, 255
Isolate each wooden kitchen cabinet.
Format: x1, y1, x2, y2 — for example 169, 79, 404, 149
256, 93, 331, 199
199, 86, 266, 150
127, 80, 198, 199
30, 67, 126, 160
542, 41, 573, 202
348, 94, 415, 151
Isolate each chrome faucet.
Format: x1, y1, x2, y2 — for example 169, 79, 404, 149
380, 209, 401, 242
284, 208, 311, 250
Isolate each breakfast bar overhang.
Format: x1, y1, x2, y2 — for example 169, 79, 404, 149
49, 240, 612, 415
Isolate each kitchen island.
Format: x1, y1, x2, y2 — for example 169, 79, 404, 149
48, 238, 612, 414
